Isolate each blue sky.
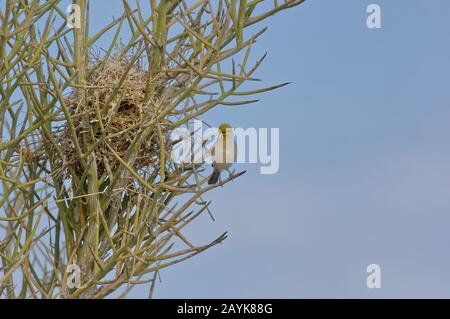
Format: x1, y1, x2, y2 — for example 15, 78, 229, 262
84, 0, 450, 298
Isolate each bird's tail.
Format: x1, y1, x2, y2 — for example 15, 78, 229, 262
208, 169, 221, 185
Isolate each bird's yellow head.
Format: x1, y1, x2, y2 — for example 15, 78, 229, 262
219, 123, 231, 135
218, 123, 232, 138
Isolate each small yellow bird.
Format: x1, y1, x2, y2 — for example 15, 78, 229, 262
208, 123, 237, 185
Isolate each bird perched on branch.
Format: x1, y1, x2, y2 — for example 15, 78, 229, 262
208, 123, 237, 185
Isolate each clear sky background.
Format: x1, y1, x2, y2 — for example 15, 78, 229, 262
84, 0, 450, 298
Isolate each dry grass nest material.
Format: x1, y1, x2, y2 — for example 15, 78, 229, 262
57, 54, 172, 178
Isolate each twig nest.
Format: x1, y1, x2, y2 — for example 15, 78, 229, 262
58, 54, 170, 178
